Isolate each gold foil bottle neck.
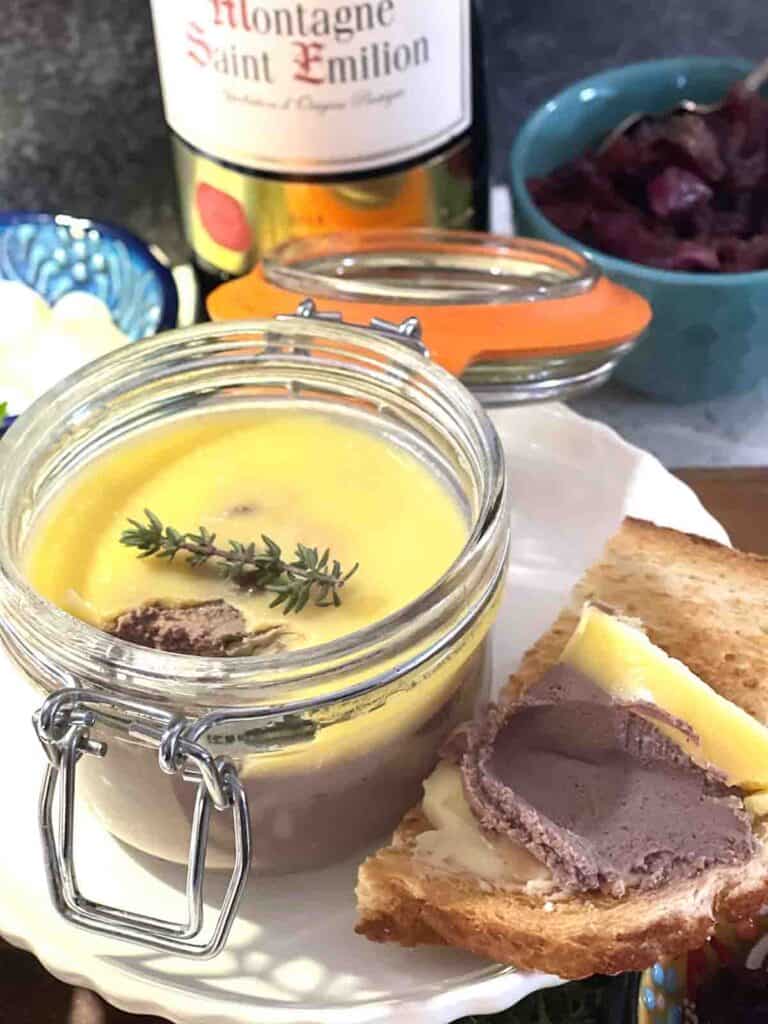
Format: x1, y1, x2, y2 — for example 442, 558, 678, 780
171, 134, 478, 279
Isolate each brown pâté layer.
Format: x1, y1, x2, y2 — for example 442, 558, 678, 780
107, 600, 291, 657
452, 663, 754, 898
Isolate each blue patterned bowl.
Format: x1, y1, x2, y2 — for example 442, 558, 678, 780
0, 211, 178, 434
510, 57, 768, 403
636, 913, 768, 1024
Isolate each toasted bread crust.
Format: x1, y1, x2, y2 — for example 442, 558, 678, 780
510, 517, 768, 720
356, 518, 768, 978
357, 810, 768, 979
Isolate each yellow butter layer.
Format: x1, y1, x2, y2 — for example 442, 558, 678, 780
746, 792, 768, 817
417, 761, 551, 886
561, 605, 768, 795
25, 407, 468, 652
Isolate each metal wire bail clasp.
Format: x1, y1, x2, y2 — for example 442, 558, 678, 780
278, 297, 430, 359
33, 689, 252, 958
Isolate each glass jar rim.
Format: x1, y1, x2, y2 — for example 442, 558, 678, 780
0, 317, 508, 715
262, 228, 599, 306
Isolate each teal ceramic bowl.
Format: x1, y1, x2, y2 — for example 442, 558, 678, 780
510, 57, 768, 403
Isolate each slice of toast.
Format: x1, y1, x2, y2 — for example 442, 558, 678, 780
356, 518, 768, 979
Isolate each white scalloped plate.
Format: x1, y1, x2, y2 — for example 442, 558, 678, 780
0, 404, 727, 1024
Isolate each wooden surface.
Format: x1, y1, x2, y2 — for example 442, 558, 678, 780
674, 468, 768, 555
2, 467, 767, 1022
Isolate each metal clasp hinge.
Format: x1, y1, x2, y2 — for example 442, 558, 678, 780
277, 297, 429, 359
33, 690, 251, 958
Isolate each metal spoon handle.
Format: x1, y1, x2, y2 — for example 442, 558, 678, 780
743, 55, 768, 94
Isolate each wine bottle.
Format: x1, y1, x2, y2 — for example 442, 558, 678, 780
149, 0, 489, 292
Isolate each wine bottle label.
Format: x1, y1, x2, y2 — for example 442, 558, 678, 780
150, 0, 471, 176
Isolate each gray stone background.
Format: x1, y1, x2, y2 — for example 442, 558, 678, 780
2, 0, 768, 465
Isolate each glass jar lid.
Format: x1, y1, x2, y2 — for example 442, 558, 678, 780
207, 229, 652, 404
261, 229, 597, 305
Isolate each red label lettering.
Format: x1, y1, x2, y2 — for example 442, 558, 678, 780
293, 41, 325, 85
209, 0, 236, 29
186, 21, 212, 66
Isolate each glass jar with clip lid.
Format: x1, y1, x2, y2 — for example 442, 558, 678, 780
0, 300, 508, 957
208, 228, 652, 403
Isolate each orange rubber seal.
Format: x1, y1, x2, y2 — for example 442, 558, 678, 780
207, 236, 651, 378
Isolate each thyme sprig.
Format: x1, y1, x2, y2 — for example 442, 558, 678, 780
120, 509, 358, 614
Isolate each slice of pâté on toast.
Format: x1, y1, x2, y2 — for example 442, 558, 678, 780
355, 518, 768, 979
